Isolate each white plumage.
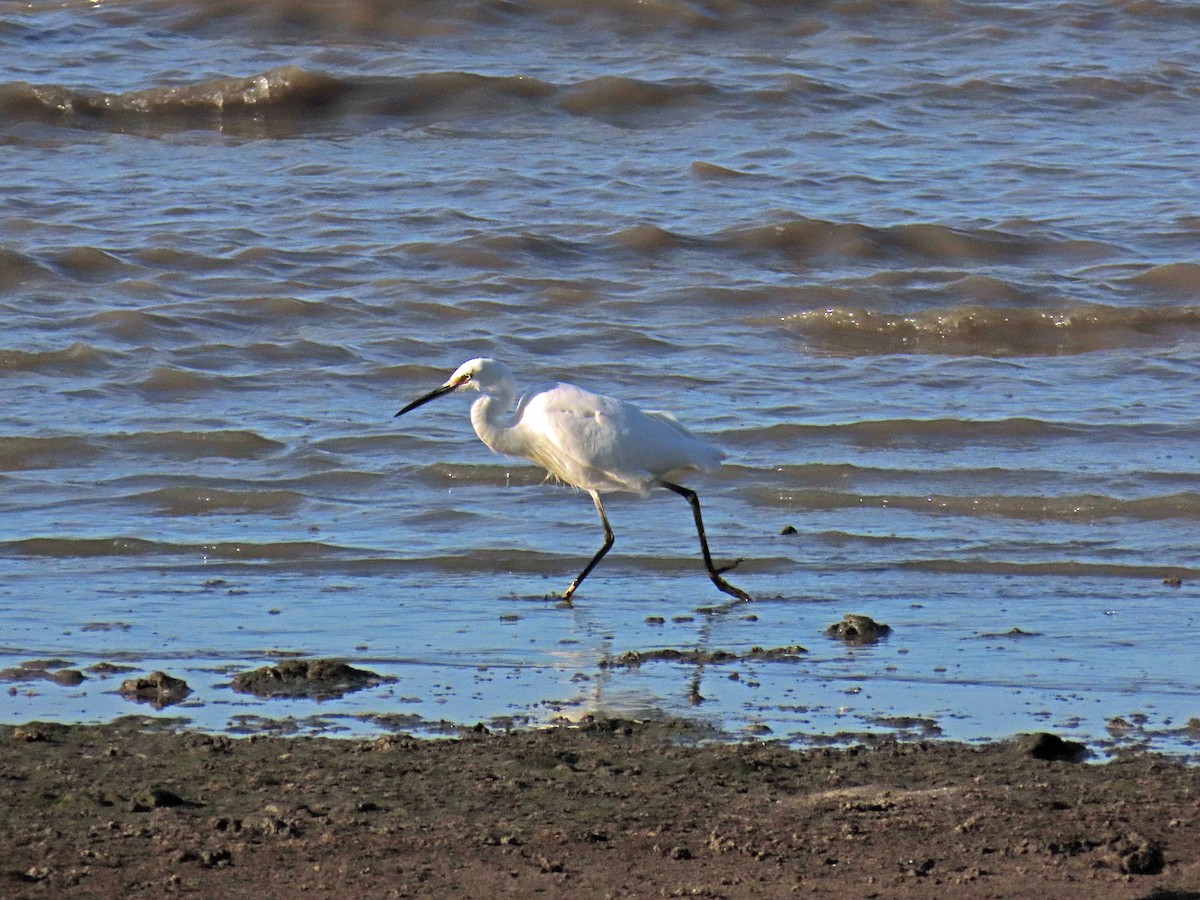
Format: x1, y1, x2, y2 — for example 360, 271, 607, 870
396, 358, 750, 604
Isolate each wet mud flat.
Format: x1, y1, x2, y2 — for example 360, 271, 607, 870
3, 718, 1199, 899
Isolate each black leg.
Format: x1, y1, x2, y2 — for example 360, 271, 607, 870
661, 480, 752, 602
560, 490, 614, 605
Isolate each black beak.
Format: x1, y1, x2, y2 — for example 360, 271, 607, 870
395, 379, 459, 417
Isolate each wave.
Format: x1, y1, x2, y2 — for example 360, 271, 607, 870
0, 534, 788, 579
779, 303, 1200, 355
747, 487, 1200, 522
0, 66, 344, 124
0, 66, 725, 133
608, 224, 698, 254
721, 218, 1114, 265
689, 161, 759, 181
26, 0, 1196, 41
0, 537, 622, 576
912, 71, 1196, 110
728, 418, 1196, 446
131, 246, 239, 272
0, 436, 99, 472
48, 247, 139, 282
131, 487, 304, 516
7, 53, 1189, 139
409, 463, 551, 488
2, 536, 344, 560
61, 0, 769, 39
0, 242, 243, 293
558, 75, 720, 119
899, 558, 1198, 580
1122, 263, 1200, 295
86, 309, 188, 341
6, 217, 1099, 290
363, 71, 718, 125
136, 366, 225, 397
739, 462, 1200, 492
3, 220, 1126, 315
0, 247, 57, 291
361, 70, 554, 118
111, 430, 286, 460
398, 217, 1116, 274
0, 430, 285, 471
0, 342, 120, 374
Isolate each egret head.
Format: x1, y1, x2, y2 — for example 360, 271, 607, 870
395, 358, 513, 417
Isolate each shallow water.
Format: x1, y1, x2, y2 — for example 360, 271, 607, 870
3, 0, 1199, 757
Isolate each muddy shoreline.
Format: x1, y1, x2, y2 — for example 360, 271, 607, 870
4, 717, 1199, 898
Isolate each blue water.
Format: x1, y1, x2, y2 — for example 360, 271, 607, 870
3, 0, 1199, 758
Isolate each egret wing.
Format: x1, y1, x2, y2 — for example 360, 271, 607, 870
515, 383, 722, 493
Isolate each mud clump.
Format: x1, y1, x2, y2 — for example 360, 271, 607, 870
1108, 831, 1164, 875
88, 661, 139, 676
980, 627, 1042, 639
119, 671, 192, 708
826, 613, 891, 644
600, 645, 806, 669
603, 648, 737, 668
231, 659, 393, 699
1017, 731, 1089, 762
1, 660, 87, 687
747, 644, 807, 660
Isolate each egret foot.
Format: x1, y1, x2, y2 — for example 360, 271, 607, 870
714, 557, 743, 576
661, 480, 752, 603
711, 575, 752, 603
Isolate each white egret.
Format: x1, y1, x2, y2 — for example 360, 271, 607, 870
395, 358, 751, 604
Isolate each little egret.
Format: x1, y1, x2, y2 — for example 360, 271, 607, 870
395, 358, 751, 604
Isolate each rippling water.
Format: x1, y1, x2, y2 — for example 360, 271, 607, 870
3, 0, 1199, 755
